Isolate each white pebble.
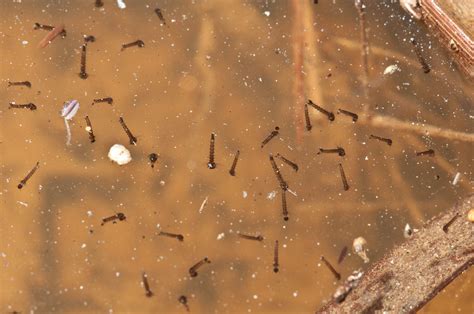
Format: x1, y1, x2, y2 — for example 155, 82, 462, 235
452, 172, 461, 185
383, 64, 400, 75
108, 144, 132, 165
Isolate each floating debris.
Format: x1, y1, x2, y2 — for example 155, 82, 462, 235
17, 161, 40, 189
84, 35, 96, 43
108, 144, 132, 165
9, 102, 36, 111
333, 269, 364, 303
353, 236, 369, 263
7, 81, 31, 88
198, 196, 208, 213
148, 153, 158, 169
142, 272, 153, 297
117, 0, 126, 9
208, 133, 216, 169
451, 172, 461, 185
261, 127, 280, 148
189, 257, 211, 277
337, 109, 358, 122
79, 44, 88, 79
369, 134, 392, 146
121, 40, 144, 51
60, 100, 80, 146
84, 116, 96, 143
229, 150, 240, 176
338, 163, 350, 191
119, 117, 137, 145
95, 0, 104, 8
383, 64, 401, 75
307, 100, 335, 121
320, 256, 341, 280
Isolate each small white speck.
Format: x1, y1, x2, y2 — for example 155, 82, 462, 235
293, 291, 298, 297
242, 191, 248, 198
452, 172, 461, 186
21, 40, 28, 45
198, 196, 208, 213
81, 243, 87, 249
17, 201, 28, 207
253, 294, 258, 299
115, 272, 120, 277
267, 191, 277, 200
87, 210, 93, 217
383, 64, 400, 75
217, 232, 225, 240
263, 11, 270, 17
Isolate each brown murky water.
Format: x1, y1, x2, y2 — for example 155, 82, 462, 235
1, 1, 472, 313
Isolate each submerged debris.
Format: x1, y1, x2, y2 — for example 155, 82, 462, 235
333, 269, 364, 303
108, 144, 132, 165
353, 236, 369, 263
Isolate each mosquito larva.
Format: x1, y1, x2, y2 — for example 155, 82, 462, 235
276, 153, 298, 172
410, 38, 431, 73
34, 22, 66, 37
148, 153, 158, 169
142, 272, 154, 297
337, 109, 358, 122
178, 295, 190, 312
237, 233, 264, 242
320, 256, 341, 280
85, 115, 96, 143
281, 189, 289, 221
442, 213, 460, 233
269, 154, 288, 190
208, 133, 216, 169
229, 150, 240, 176
369, 134, 392, 146
416, 149, 435, 157
304, 103, 312, 131
307, 100, 335, 121
337, 246, 348, 264
79, 44, 88, 79
273, 240, 279, 273
92, 97, 113, 105
318, 147, 346, 157
121, 40, 145, 51
155, 8, 166, 25
17, 161, 40, 189
261, 126, 280, 148
119, 117, 137, 145
189, 257, 211, 277
7, 81, 31, 88
100, 213, 126, 226
158, 231, 184, 241
84, 35, 96, 43
9, 102, 37, 111
338, 163, 350, 191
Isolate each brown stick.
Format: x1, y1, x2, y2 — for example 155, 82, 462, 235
316, 195, 474, 313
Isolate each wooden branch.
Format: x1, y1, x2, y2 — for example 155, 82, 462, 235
317, 195, 474, 313
361, 114, 474, 143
